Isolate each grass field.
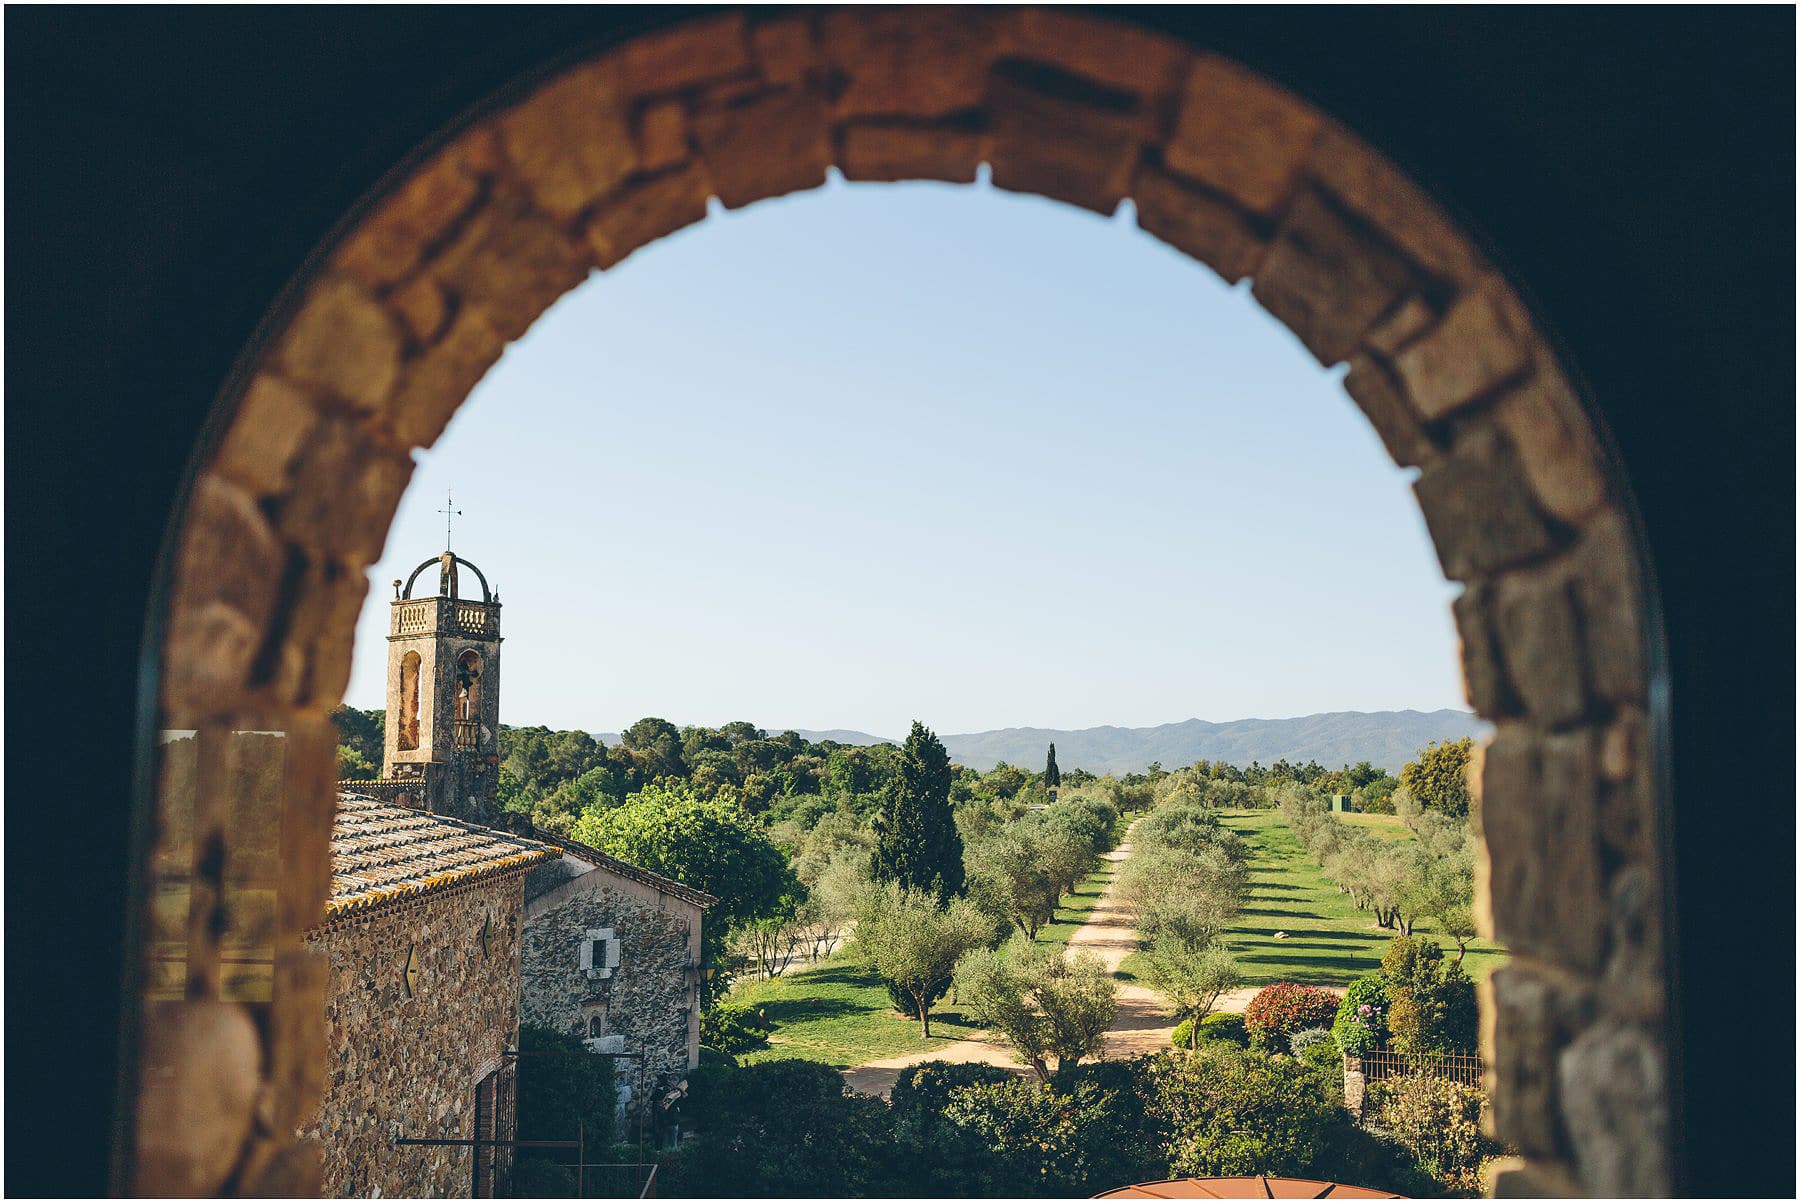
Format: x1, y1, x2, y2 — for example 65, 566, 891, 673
1121, 808, 1506, 988
730, 860, 1114, 1069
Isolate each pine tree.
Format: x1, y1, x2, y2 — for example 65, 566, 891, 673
870, 721, 964, 902
1044, 743, 1061, 791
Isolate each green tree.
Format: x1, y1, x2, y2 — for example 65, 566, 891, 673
1398, 737, 1474, 818
853, 882, 994, 1035
1044, 742, 1061, 790
514, 1024, 615, 1157
870, 721, 964, 902
330, 705, 384, 776
570, 783, 798, 974
1147, 1046, 1343, 1178
965, 829, 1061, 940
953, 937, 1116, 1080
1380, 935, 1478, 1053
1143, 940, 1242, 1048
620, 716, 685, 780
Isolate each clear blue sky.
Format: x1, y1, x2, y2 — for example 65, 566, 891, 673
346, 170, 1466, 737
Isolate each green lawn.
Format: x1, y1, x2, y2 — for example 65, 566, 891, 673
1121, 809, 1506, 988
1223, 809, 1506, 985
729, 861, 1114, 1069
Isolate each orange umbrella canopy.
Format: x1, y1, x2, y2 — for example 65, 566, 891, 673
1094, 1177, 1402, 1200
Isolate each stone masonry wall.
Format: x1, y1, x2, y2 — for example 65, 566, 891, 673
521, 863, 702, 1124
302, 875, 525, 1198
146, 8, 1673, 1196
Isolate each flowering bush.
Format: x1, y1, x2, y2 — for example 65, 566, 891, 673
1365, 1072, 1500, 1194
1331, 974, 1390, 1056
1243, 983, 1341, 1048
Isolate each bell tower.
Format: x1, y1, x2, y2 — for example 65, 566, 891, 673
383, 547, 503, 823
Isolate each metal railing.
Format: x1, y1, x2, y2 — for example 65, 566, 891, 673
1350, 1047, 1485, 1089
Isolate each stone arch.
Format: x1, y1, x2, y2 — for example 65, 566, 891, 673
140, 8, 1668, 1196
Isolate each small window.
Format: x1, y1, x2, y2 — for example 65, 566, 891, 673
579, 928, 620, 978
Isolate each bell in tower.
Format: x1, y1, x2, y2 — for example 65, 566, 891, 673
382, 546, 504, 823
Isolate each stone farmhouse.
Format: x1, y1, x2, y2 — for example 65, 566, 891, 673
303, 792, 554, 1197
521, 829, 715, 1128
312, 542, 712, 1191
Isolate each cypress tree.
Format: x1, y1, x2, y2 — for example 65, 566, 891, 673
1044, 743, 1061, 791
870, 721, 964, 902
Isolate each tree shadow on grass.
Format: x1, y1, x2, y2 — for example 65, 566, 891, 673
1240, 907, 1324, 919
754, 996, 867, 1025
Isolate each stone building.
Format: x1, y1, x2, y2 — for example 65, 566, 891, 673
302, 792, 555, 1198
520, 831, 715, 1127
378, 549, 504, 824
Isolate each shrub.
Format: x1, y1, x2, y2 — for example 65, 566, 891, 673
1244, 983, 1341, 1049
1332, 974, 1390, 1056
1380, 936, 1478, 1053
941, 1077, 1133, 1196
1173, 1013, 1251, 1049
1145, 1046, 1343, 1178
509, 1157, 576, 1198
889, 1062, 1019, 1196
1287, 1026, 1332, 1057
514, 1024, 615, 1150
1366, 1073, 1500, 1194
700, 1001, 767, 1055
671, 1058, 897, 1196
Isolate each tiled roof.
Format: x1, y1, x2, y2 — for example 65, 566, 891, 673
530, 827, 718, 909
325, 793, 557, 919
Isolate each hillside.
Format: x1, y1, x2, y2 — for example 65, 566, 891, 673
593, 710, 1484, 774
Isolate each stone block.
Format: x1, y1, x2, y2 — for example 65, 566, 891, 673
1131, 161, 1264, 283
999, 10, 1190, 101
1482, 966, 1575, 1160
1311, 123, 1486, 285
1452, 581, 1517, 718
1495, 565, 1588, 727
1252, 188, 1415, 366
1365, 294, 1437, 357
1412, 427, 1557, 580
1597, 707, 1655, 870
822, 9, 997, 119
584, 161, 713, 269
276, 720, 338, 939
278, 416, 414, 565
133, 1000, 264, 1197
1342, 354, 1435, 470
213, 375, 320, 498
278, 556, 372, 707
1165, 54, 1321, 217
636, 97, 689, 172
268, 276, 402, 413
269, 949, 330, 1130
498, 60, 638, 223
334, 141, 486, 288
236, 1136, 324, 1198
839, 122, 983, 184
750, 14, 818, 87
1492, 366, 1609, 525
175, 474, 284, 632
1393, 289, 1529, 419
692, 89, 829, 209
1480, 726, 1606, 973
1488, 1158, 1582, 1198
1568, 509, 1648, 705
987, 64, 1144, 214
387, 306, 508, 449
1559, 1021, 1671, 1196
615, 13, 751, 97
161, 600, 265, 716
387, 274, 449, 346
1599, 865, 1665, 1022
426, 192, 593, 341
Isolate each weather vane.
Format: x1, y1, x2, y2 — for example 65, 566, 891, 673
437, 489, 463, 551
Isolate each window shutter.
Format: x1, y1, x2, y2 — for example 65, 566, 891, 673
579, 928, 605, 970
605, 937, 622, 971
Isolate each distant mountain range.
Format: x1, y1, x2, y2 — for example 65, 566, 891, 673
594, 710, 1487, 775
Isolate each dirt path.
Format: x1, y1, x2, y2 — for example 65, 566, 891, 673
841, 819, 1264, 1096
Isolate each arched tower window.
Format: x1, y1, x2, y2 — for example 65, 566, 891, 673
397, 651, 421, 751
454, 650, 483, 750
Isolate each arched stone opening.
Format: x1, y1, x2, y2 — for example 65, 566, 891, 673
136, 9, 1669, 1197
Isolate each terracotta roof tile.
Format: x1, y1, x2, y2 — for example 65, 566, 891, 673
324, 793, 557, 919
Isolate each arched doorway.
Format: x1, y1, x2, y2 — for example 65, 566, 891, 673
133, 10, 1670, 1196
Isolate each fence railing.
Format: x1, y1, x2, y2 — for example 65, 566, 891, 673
1349, 1048, 1485, 1089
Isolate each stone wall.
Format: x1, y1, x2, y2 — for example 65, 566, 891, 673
302, 874, 526, 1198
522, 860, 703, 1123
143, 8, 1673, 1196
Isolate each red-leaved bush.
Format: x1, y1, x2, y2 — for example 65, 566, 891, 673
1243, 983, 1341, 1047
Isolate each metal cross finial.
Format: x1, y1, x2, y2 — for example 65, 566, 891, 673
438, 490, 463, 551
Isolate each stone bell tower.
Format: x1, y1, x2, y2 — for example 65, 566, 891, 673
383, 547, 503, 823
